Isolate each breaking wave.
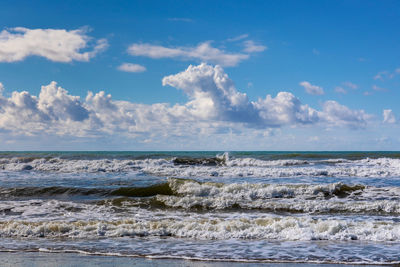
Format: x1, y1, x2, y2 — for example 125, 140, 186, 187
1, 154, 400, 178
2, 179, 400, 215
1, 216, 400, 241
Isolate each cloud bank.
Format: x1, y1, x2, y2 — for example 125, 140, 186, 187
0, 27, 108, 62
0, 63, 370, 140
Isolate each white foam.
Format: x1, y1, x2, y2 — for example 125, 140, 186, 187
155, 179, 400, 213
0, 157, 169, 173
2, 156, 400, 178
168, 178, 399, 200
1, 215, 399, 241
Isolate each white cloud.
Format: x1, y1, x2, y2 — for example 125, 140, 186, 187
373, 68, 400, 81
320, 101, 369, 128
374, 71, 389, 80
163, 64, 367, 128
243, 40, 267, 53
0, 82, 92, 136
37, 81, 90, 121
334, 86, 347, 94
162, 63, 255, 122
334, 82, 358, 94
227, 34, 249, 42
168, 18, 193, 22
162, 63, 319, 126
253, 92, 319, 126
118, 63, 146, 73
363, 91, 373, 96
127, 42, 249, 67
372, 85, 387, 91
299, 81, 324, 95
0, 82, 4, 94
0, 27, 108, 63
0, 63, 370, 139
343, 81, 358, 89
383, 109, 396, 124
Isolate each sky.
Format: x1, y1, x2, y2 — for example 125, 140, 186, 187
0, 0, 399, 150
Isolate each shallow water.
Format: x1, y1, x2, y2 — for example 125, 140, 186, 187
1, 151, 400, 264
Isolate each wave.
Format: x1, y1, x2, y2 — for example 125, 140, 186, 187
2, 154, 400, 178
2, 179, 400, 215
2, 177, 399, 199
0, 179, 368, 199
1, 216, 399, 241
2, 241, 400, 265
152, 179, 400, 214
0, 183, 174, 199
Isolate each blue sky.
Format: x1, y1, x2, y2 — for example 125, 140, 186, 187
0, 0, 399, 150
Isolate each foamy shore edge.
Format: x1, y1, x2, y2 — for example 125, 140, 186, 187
0, 251, 385, 267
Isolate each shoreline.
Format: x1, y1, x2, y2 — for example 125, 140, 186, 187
0, 251, 386, 267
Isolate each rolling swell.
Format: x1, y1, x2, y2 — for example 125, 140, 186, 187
0, 182, 175, 199
109, 183, 174, 197
3, 179, 399, 215
0, 179, 376, 200
0, 187, 107, 199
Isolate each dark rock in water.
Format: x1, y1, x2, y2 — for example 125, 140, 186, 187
173, 157, 225, 166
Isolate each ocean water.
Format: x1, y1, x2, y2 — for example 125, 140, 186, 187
1, 151, 400, 264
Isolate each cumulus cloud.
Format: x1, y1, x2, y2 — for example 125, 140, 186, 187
162, 63, 253, 121
0, 27, 108, 62
162, 63, 320, 127
127, 42, 249, 67
299, 81, 324, 95
253, 92, 319, 126
0, 82, 91, 136
320, 101, 369, 128
0, 82, 4, 94
383, 109, 396, 124
118, 63, 146, 73
38, 82, 90, 121
243, 40, 267, 53
0, 63, 370, 139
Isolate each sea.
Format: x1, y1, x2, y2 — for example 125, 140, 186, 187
0, 151, 400, 265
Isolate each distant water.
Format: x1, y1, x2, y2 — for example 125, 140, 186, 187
1, 151, 400, 264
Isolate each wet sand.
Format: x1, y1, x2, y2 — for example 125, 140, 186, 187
0, 252, 384, 267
